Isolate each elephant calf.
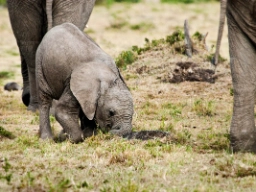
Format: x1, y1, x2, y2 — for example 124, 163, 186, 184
36, 23, 134, 143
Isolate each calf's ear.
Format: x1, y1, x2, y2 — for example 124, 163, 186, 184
70, 65, 100, 120
70, 63, 117, 120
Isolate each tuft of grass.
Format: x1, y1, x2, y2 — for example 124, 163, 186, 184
193, 31, 204, 41
161, 102, 183, 118
206, 53, 227, 63
230, 87, 234, 96
5, 49, 19, 56
130, 22, 155, 32
115, 50, 138, 69
174, 128, 192, 145
0, 0, 6, 6
166, 30, 185, 45
0, 71, 14, 79
0, 158, 12, 185
0, 126, 15, 139
196, 129, 230, 151
192, 99, 215, 116
109, 20, 128, 29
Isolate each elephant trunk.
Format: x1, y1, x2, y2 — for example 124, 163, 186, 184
213, 0, 227, 65
109, 118, 133, 137
46, 0, 53, 31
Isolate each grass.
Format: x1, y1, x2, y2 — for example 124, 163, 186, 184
0, 126, 15, 139
0, 71, 14, 79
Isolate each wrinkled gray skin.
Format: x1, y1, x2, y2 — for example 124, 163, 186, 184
36, 23, 134, 143
223, 0, 256, 152
213, 0, 227, 65
7, 0, 95, 111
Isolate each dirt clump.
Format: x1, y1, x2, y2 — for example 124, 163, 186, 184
166, 61, 217, 83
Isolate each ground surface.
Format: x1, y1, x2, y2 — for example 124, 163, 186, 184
1, 2, 256, 192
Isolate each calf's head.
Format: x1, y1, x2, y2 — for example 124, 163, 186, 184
70, 62, 133, 136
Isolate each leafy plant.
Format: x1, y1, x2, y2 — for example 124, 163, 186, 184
166, 30, 185, 45
115, 50, 138, 69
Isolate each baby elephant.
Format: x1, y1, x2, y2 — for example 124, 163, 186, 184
36, 23, 133, 143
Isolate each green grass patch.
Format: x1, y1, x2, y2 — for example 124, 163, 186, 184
116, 50, 138, 69
0, 0, 6, 6
193, 99, 216, 116
115, 29, 189, 69
0, 126, 15, 139
130, 22, 155, 32
196, 129, 229, 151
205, 53, 227, 63
5, 49, 19, 56
0, 71, 14, 79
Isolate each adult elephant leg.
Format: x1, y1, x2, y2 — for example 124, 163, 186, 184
7, 0, 46, 111
55, 88, 84, 143
52, 0, 96, 31
19, 42, 41, 111
227, 4, 256, 152
20, 52, 30, 106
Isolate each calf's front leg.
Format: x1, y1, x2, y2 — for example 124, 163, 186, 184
55, 88, 84, 143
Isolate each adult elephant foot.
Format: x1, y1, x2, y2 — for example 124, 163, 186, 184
22, 83, 38, 112
22, 85, 30, 107
27, 103, 39, 112
231, 135, 256, 153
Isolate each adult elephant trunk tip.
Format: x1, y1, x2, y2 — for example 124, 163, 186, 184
46, 0, 53, 31
213, 0, 227, 66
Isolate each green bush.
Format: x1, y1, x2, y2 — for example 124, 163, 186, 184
115, 50, 138, 69
0, 0, 6, 6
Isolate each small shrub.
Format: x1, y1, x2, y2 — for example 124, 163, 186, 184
193, 31, 204, 41
115, 50, 138, 69
166, 30, 185, 45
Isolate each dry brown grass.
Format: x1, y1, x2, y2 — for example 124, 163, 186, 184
1, 2, 256, 192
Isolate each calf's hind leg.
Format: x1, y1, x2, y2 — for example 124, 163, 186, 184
55, 88, 84, 143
